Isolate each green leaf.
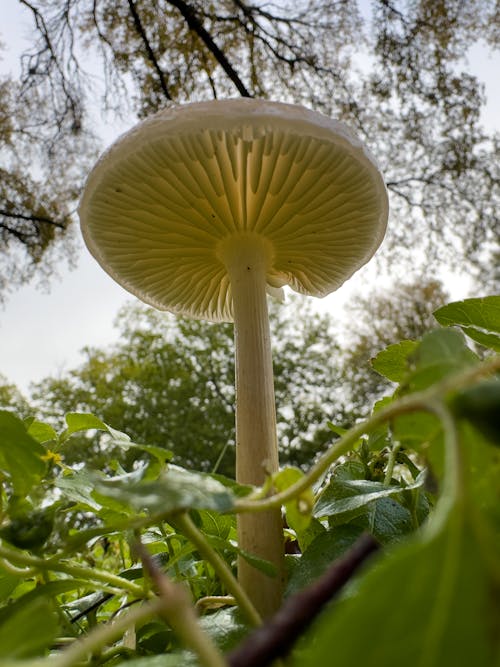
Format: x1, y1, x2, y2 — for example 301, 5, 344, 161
314, 476, 424, 520
299, 506, 499, 667
286, 524, 363, 595
26, 421, 57, 443
237, 548, 277, 578
0, 598, 58, 659
63, 412, 108, 437
93, 465, 235, 515
194, 510, 234, 541
108, 437, 173, 464
349, 496, 415, 543
326, 422, 348, 437
56, 469, 103, 511
371, 339, 418, 382
0, 572, 21, 601
0, 411, 47, 495
434, 296, 500, 352
198, 608, 248, 652
62, 413, 172, 463
406, 328, 478, 391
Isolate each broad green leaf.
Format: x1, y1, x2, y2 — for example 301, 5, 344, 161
392, 411, 443, 451
93, 465, 235, 515
62, 413, 172, 463
406, 328, 478, 392
56, 469, 103, 511
63, 412, 108, 437
329, 460, 366, 481
0, 598, 57, 659
349, 496, 415, 543
194, 510, 234, 541
109, 438, 173, 464
434, 296, 500, 352
371, 339, 418, 382
314, 476, 424, 520
286, 524, 363, 595
237, 547, 277, 577
460, 423, 500, 536
26, 421, 57, 443
0, 572, 20, 601
0, 411, 47, 495
298, 506, 499, 667
198, 608, 248, 652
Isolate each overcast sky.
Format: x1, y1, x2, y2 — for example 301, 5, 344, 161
0, 1, 499, 395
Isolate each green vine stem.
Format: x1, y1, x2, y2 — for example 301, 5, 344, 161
0, 543, 147, 599
234, 357, 499, 514
383, 442, 401, 486
174, 512, 262, 627
135, 541, 227, 667
425, 400, 466, 534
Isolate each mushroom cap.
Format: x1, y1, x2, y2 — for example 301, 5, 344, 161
79, 99, 389, 322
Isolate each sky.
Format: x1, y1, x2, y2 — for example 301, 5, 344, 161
0, 1, 499, 395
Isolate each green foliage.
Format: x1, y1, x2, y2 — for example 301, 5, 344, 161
30, 296, 344, 475
0, 293, 499, 666
434, 295, 500, 352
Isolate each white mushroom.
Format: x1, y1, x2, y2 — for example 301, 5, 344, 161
79, 98, 389, 617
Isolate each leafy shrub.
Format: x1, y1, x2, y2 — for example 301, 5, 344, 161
0, 296, 499, 667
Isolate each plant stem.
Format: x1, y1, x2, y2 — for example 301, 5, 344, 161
383, 442, 401, 486
0, 543, 146, 599
425, 401, 466, 535
175, 512, 262, 627
218, 233, 285, 618
136, 541, 227, 667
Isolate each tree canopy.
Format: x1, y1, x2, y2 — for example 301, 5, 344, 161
29, 296, 344, 475
0, 0, 498, 301
19, 279, 447, 474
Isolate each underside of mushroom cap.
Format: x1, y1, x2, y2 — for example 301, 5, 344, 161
79, 99, 389, 322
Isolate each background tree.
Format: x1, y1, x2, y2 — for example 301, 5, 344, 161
0, 58, 93, 301
27, 279, 448, 473
0, 373, 30, 417
30, 296, 345, 475
340, 278, 450, 417
0, 0, 498, 301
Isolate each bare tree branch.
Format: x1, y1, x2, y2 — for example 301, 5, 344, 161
0, 209, 67, 229
166, 0, 252, 97
126, 0, 173, 101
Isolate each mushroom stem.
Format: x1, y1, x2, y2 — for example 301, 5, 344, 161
218, 234, 285, 617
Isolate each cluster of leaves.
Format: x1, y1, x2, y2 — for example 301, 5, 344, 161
0, 294, 499, 666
